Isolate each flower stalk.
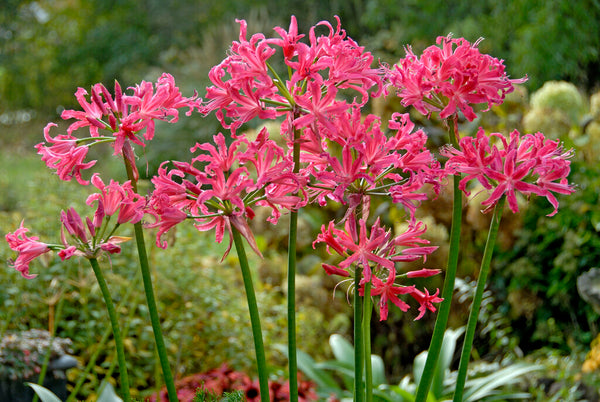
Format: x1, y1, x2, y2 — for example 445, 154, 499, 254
453, 195, 506, 402
415, 117, 463, 402
124, 159, 178, 402
362, 280, 373, 402
89, 257, 131, 402
287, 116, 302, 402
354, 268, 365, 402
231, 226, 270, 402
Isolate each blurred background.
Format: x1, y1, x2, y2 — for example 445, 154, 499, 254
2, 0, 600, 400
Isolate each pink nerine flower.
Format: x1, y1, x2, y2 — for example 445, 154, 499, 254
442, 128, 575, 215
86, 174, 146, 225
146, 129, 305, 258
304, 109, 441, 221
37, 74, 202, 183
385, 35, 527, 121
312, 216, 441, 320
59, 207, 129, 259
5, 222, 50, 279
203, 16, 383, 134
36, 123, 97, 185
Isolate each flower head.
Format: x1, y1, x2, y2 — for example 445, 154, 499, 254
36, 123, 97, 185
37, 74, 201, 184
442, 128, 575, 215
386, 35, 527, 121
86, 174, 146, 225
203, 16, 384, 134
146, 129, 304, 258
5, 222, 50, 279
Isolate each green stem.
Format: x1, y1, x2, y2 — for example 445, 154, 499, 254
124, 157, 178, 402
231, 227, 270, 402
453, 195, 505, 402
287, 117, 301, 402
415, 118, 462, 402
133, 218, 178, 400
354, 268, 365, 402
287, 210, 299, 402
362, 280, 373, 402
89, 258, 131, 402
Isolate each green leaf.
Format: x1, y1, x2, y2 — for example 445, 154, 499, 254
463, 363, 542, 401
274, 344, 341, 396
433, 327, 464, 398
329, 334, 355, 367
371, 354, 386, 386
97, 380, 123, 402
380, 384, 416, 402
25, 383, 63, 402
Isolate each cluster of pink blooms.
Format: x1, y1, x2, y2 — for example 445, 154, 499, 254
384, 35, 527, 121
6, 175, 146, 278
7, 74, 200, 277
442, 128, 575, 215
36, 73, 202, 184
313, 216, 441, 320
203, 16, 382, 135
146, 128, 305, 258
6, 16, 576, 322
195, 16, 444, 320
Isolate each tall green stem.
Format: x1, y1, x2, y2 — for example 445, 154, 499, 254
124, 157, 178, 401
89, 258, 131, 402
452, 196, 505, 402
231, 227, 270, 402
415, 118, 462, 402
362, 280, 373, 402
354, 268, 365, 402
287, 120, 301, 402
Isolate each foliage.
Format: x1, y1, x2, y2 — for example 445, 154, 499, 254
360, 0, 600, 91
523, 81, 586, 139
2, 0, 598, 119
194, 387, 245, 402
283, 334, 387, 401
292, 331, 539, 402
526, 347, 600, 402
380, 327, 541, 402
454, 278, 520, 361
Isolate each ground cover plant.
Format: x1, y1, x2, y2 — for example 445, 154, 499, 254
2, 12, 592, 402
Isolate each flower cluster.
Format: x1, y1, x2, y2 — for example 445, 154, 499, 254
303, 109, 441, 219
385, 35, 527, 121
36, 73, 202, 184
198, 16, 446, 320
313, 215, 441, 320
204, 16, 382, 134
6, 176, 145, 278
441, 128, 575, 215
146, 128, 305, 258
